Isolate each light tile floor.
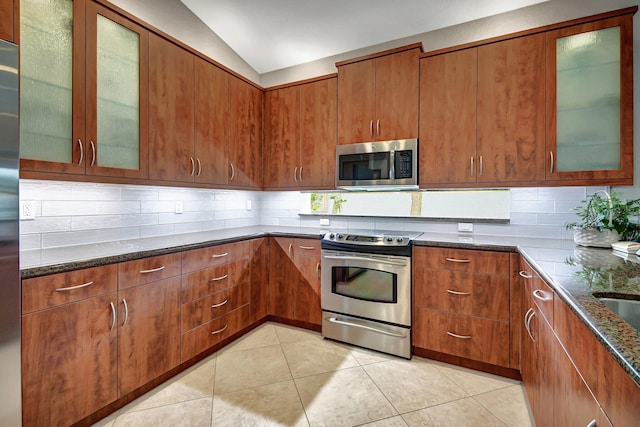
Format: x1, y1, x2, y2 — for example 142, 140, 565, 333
93, 322, 534, 427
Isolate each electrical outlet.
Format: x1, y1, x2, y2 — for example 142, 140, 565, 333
175, 201, 183, 214
320, 218, 330, 226
246, 200, 252, 211
458, 222, 473, 233
21, 201, 35, 220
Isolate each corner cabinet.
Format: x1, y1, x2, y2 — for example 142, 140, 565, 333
263, 76, 337, 190
546, 13, 634, 184
19, 0, 149, 179
337, 43, 420, 145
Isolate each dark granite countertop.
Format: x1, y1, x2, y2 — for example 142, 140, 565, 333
21, 227, 640, 387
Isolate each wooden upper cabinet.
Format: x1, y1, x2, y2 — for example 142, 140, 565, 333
477, 33, 546, 184
148, 33, 195, 182
20, 0, 149, 179
419, 48, 477, 186
264, 85, 300, 188
228, 76, 263, 189
194, 57, 229, 185
337, 44, 420, 144
264, 76, 337, 189
545, 14, 634, 184
0, 0, 14, 42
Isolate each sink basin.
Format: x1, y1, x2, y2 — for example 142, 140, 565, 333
598, 298, 640, 332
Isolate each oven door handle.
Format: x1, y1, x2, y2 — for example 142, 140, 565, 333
322, 255, 406, 266
326, 317, 407, 338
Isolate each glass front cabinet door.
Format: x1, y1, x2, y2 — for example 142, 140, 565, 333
546, 13, 633, 183
20, 0, 149, 179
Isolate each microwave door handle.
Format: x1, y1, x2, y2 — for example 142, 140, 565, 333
322, 254, 406, 266
389, 150, 395, 180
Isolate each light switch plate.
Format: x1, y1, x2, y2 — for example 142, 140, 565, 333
458, 222, 473, 232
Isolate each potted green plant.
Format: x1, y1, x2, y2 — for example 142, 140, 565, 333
566, 190, 640, 247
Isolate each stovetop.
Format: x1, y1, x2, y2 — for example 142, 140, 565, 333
322, 229, 423, 248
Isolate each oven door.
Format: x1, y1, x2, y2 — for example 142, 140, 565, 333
321, 249, 411, 327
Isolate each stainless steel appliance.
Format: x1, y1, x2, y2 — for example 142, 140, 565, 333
0, 40, 21, 426
321, 230, 421, 359
336, 139, 418, 191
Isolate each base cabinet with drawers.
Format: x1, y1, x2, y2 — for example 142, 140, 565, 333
413, 246, 512, 368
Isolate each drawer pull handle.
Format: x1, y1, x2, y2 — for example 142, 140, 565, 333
122, 299, 129, 327
299, 245, 315, 250
316, 262, 320, 280
211, 274, 228, 282
586, 420, 596, 427
139, 265, 165, 274
55, 281, 94, 292
533, 289, 550, 301
109, 302, 116, 331
519, 271, 533, 279
447, 331, 471, 340
446, 289, 471, 296
211, 252, 229, 258
211, 299, 228, 309
445, 258, 471, 263
211, 325, 228, 335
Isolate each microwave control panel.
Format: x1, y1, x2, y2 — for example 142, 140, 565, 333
395, 150, 413, 179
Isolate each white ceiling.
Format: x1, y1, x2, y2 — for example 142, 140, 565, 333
179, 0, 551, 74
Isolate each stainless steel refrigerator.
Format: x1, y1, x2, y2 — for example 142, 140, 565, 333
0, 39, 21, 426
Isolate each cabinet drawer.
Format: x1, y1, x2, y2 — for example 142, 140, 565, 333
181, 264, 229, 303
181, 282, 250, 332
182, 244, 234, 273
118, 253, 182, 290
414, 268, 509, 321
414, 247, 509, 275
524, 269, 555, 326
181, 304, 250, 363
22, 265, 117, 313
414, 307, 510, 367
293, 238, 321, 257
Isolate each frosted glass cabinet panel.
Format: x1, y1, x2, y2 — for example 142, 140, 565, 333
20, 0, 149, 179
546, 14, 633, 183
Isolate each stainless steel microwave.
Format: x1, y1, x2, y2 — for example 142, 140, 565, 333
336, 139, 418, 191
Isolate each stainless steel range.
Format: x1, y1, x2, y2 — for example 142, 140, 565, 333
321, 230, 422, 359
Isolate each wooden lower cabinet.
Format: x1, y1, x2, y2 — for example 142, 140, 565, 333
117, 276, 181, 396
22, 293, 118, 427
268, 237, 322, 325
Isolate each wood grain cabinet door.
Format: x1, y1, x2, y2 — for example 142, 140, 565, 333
419, 49, 477, 186
0, 0, 13, 42
22, 293, 118, 427
148, 33, 195, 182
477, 33, 546, 184
268, 237, 295, 319
117, 276, 181, 396
292, 239, 322, 325
337, 59, 375, 144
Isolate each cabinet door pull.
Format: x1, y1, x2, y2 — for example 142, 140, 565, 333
211, 324, 228, 335
533, 289, 549, 302
479, 155, 483, 176
299, 245, 315, 250
122, 299, 129, 326
586, 420, 597, 427
89, 140, 96, 167
190, 157, 195, 176
229, 163, 235, 181
446, 289, 471, 296
299, 166, 303, 182
55, 281, 94, 292
445, 257, 471, 263
139, 265, 165, 274
294, 166, 298, 182
77, 139, 84, 165
447, 331, 471, 339
369, 120, 373, 137
376, 119, 380, 136
211, 252, 229, 258
211, 274, 228, 282
519, 271, 533, 279
196, 158, 202, 176
211, 299, 228, 309
549, 151, 554, 174
288, 243, 293, 258
316, 262, 320, 280
109, 302, 116, 331
470, 156, 474, 177
524, 308, 536, 342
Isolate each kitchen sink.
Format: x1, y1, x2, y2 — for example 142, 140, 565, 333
597, 297, 640, 332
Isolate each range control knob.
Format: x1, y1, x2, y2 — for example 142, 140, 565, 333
337, 233, 344, 239
386, 236, 393, 242
328, 233, 335, 240
397, 237, 404, 243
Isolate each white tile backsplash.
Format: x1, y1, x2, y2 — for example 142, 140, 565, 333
19, 181, 617, 250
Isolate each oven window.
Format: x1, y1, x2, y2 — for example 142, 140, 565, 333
339, 152, 390, 180
331, 266, 397, 303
